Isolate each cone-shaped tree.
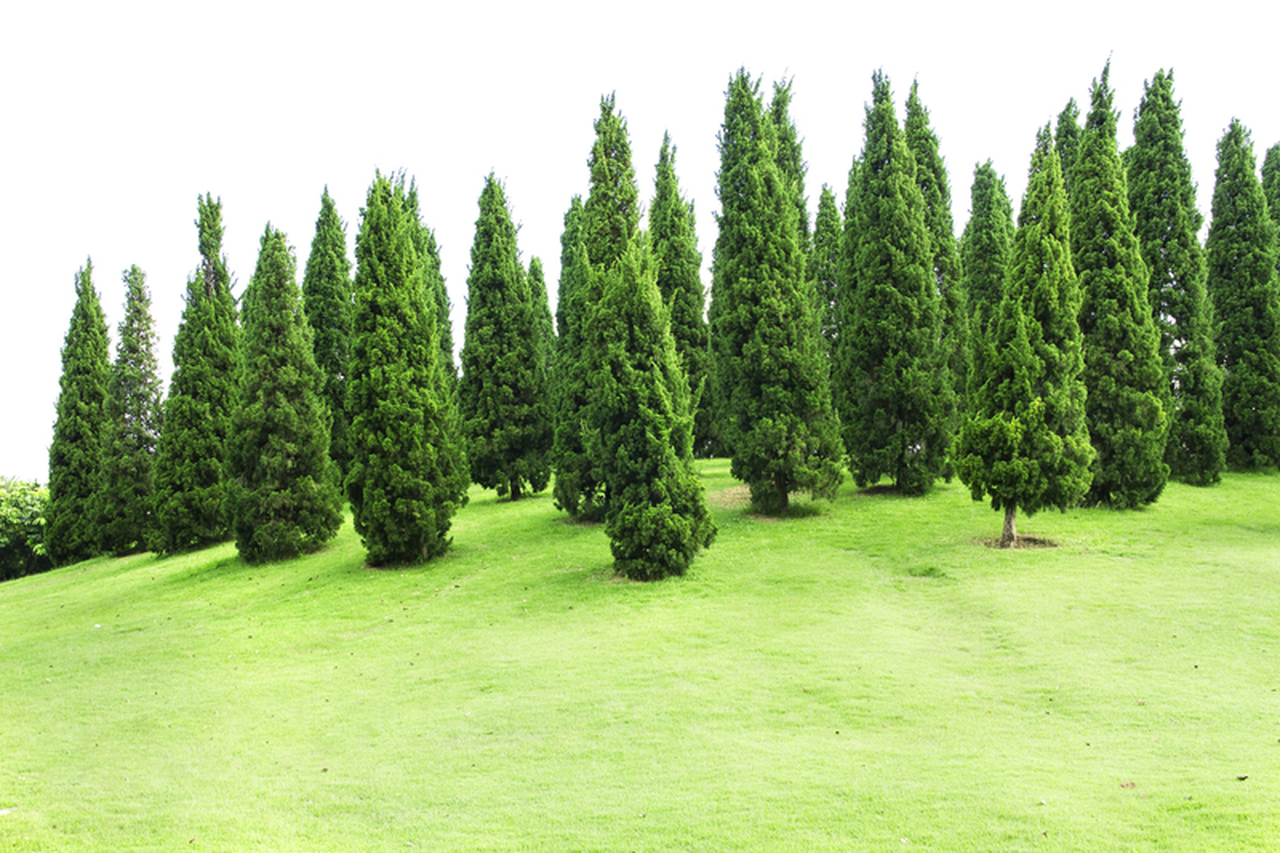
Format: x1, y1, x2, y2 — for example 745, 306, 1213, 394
226, 226, 342, 563
1055, 98, 1083, 202
957, 127, 1094, 546
47, 260, 111, 564
527, 256, 555, 373
837, 71, 953, 494
961, 162, 1016, 338
153, 194, 241, 552
585, 237, 716, 580
1265, 143, 1280, 278
405, 181, 456, 390
301, 188, 353, 475
1072, 65, 1169, 507
709, 69, 843, 513
1207, 121, 1280, 468
905, 80, 967, 424
581, 94, 640, 271
650, 132, 712, 456
97, 265, 164, 554
345, 173, 469, 564
810, 185, 842, 353
459, 174, 552, 500
770, 78, 810, 268
1127, 70, 1226, 485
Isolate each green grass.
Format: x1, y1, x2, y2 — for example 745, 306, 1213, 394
2, 461, 1278, 851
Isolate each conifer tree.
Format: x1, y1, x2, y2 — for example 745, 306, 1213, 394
961, 162, 1016, 340
581, 94, 640, 270
905, 80, 967, 421
837, 71, 953, 494
1265, 143, 1280, 278
47, 260, 111, 564
301, 188, 353, 475
406, 181, 456, 389
650, 132, 712, 455
1055, 98, 1083, 201
770, 78, 811, 266
1072, 65, 1169, 507
1127, 70, 1226, 485
709, 69, 843, 513
226, 226, 342, 563
153, 194, 241, 552
345, 172, 468, 564
98, 265, 163, 554
585, 237, 716, 579
957, 127, 1093, 546
459, 174, 552, 500
1207, 121, 1280, 468
810, 185, 842, 353
526, 256, 555, 373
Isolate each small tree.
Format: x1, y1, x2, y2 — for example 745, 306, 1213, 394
1, 479, 52, 581
46, 260, 111, 565
458, 174, 552, 499
526, 257, 555, 374
406, 181, 457, 390
225, 226, 343, 563
1055, 98, 1083, 201
586, 238, 716, 580
98, 265, 164, 554
1206, 121, 1280, 468
301, 188, 353, 475
810, 185, 842, 353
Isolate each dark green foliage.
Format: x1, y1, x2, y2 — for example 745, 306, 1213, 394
97, 266, 163, 554
581, 94, 640, 270
153, 195, 241, 552
905, 80, 967, 424
1127, 71, 1226, 485
46, 260, 111, 565
1055, 98, 1083, 201
0, 479, 52, 581
836, 71, 953, 495
1265, 143, 1280, 277
770, 78, 811, 266
957, 126, 1093, 544
459, 174, 552, 500
345, 173, 469, 565
585, 237, 715, 579
225, 226, 343, 563
650, 132, 712, 456
961, 161, 1016, 341
301, 188, 353, 476
405, 181, 457, 389
526, 256, 555, 373
1072, 65, 1169, 507
1207, 121, 1280, 468
551, 197, 607, 518
709, 69, 843, 513
810, 185, 842, 352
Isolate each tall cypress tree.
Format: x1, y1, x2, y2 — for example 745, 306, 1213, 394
1055, 98, 1083, 202
905, 80, 966, 423
1127, 70, 1226, 485
153, 194, 241, 552
301, 188, 353, 475
581, 94, 640, 271
650, 132, 712, 456
98, 265, 164, 555
1264, 143, 1280, 278
709, 69, 843, 513
770, 78, 811, 268
226, 226, 342, 563
837, 71, 953, 495
527, 256, 555, 373
1072, 65, 1169, 507
459, 174, 552, 500
958, 126, 1093, 546
1207, 121, 1280, 468
345, 172, 468, 564
585, 236, 715, 579
961, 161, 1016, 340
810, 185, 842, 353
47, 260, 111, 565
405, 181, 456, 390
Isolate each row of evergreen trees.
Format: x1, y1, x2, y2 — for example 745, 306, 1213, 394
46, 63, 1280, 572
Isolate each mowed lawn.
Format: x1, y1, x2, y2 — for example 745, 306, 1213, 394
2, 461, 1278, 851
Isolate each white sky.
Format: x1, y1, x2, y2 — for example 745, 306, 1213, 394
2, 0, 1276, 483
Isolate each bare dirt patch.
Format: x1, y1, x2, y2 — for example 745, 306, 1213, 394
708, 484, 751, 509
974, 535, 1058, 549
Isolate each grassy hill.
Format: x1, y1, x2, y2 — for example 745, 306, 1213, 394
2, 460, 1278, 851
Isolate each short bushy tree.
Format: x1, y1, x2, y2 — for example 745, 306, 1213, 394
586, 237, 715, 580
459, 174, 552, 499
225, 226, 343, 563
345, 173, 468, 564
1, 479, 52, 581
98, 265, 164, 554
47, 260, 111, 565
1206, 121, 1280, 468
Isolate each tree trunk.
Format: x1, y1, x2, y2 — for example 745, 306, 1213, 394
1000, 503, 1017, 548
